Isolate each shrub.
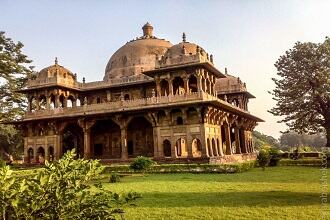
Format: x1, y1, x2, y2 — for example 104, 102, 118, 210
130, 156, 155, 172
0, 149, 140, 219
269, 148, 281, 166
109, 172, 120, 183
257, 149, 271, 170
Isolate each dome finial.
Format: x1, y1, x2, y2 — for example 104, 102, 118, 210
142, 22, 153, 38
182, 32, 186, 42
55, 57, 58, 65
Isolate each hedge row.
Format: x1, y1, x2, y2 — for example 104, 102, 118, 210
104, 161, 256, 174
279, 158, 322, 167
281, 152, 321, 158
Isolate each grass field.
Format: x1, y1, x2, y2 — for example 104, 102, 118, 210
101, 166, 329, 220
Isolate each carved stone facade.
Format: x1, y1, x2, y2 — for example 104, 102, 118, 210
15, 23, 263, 164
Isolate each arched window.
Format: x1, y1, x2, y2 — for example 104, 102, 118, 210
192, 138, 202, 157
172, 77, 185, 95
39, 95, 47, 110
188, 75, 198, 93
124, 94, 130, 100
176, 116, 183, 125
49, 94, 55, 109
160, 79, 169, 96
175, 138, 185, 157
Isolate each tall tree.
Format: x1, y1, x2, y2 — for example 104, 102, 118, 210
0, 31, 34, 157
270, 38, 330, 148
0, 31, 34, 121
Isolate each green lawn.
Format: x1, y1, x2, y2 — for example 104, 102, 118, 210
101, 166, 329, 220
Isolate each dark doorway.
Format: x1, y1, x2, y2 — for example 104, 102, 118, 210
94, 144, 103, 156
127, 141, 133, 156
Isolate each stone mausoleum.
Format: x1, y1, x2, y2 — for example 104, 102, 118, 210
15, 23, 263, 164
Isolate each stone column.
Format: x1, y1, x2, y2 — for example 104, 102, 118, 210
241, 130, 247, 153
55, 95, 60, 108
55, 134, 63, 160
197, 75, 202, 93
218, 134, 224, 156
200, 124, 208, 158
33, 146, 38, 163
23, 137, 28, 163
36, 98, 40, 110
169, 78, 174, 96
234, 127, 241, 154
121, 127, 128, 160
83, 129, 91, 159
184, 77, 189, 94
156, 79, 161, 97
225, 124, 232, 155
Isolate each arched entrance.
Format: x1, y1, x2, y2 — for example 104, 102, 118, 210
62, 123, 84, 158
176, 138, 187, 157
188, 75, 198, 93
37, 147, 45, 164
91, 119, 121, 159
160, 79, 169, 96
127, 117, 154, 157
192, 138, 202, 157
163, 139, 171, 157
172, 77, 185, 95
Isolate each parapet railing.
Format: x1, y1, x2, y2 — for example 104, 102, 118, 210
26, 74, 153, 90
24, 92, 218, 119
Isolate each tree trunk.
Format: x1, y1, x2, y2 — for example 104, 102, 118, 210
326, 126, 330, 148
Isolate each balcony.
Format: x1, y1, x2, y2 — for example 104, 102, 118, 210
24, 92, 217, 120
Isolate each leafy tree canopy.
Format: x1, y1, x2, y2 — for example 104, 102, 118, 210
0, 31, 34, 121
269, 37, 330, 147
0, 31, 34, 157
253, 131, 279, 150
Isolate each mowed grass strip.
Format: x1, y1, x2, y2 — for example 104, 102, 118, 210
100, 166, 329, 220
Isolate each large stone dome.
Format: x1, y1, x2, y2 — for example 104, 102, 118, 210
104, 23, 172, 80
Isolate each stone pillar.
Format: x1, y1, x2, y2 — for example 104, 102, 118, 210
63, 97, 68, 108
46, 96, 50, 110
33, 146, 38, 163
197, 75, 202, 93
23, 137, 28, 163
171, 138, 177, 158
169, 78, 174, 96
156, 79, 161, 97
106, 90, 111, 102
36, 99, 40, 110
83, 129, 91, 159
27, 99, 31, 112
153, 126, 160, 158
225, 124, 232, 155
241, 130, 247, 153
121, 127, 128, 160
184, 77, 189, 94
55, 95, 60, 108
55, 134, 63, 160
200, 124, 208, 158
235, 127, 241, 154
218, 134, 224, 156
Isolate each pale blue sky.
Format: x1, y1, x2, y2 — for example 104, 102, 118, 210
1, 0, 329, 138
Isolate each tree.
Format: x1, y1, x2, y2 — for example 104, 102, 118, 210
252, 131, 279, 150
270, 37, 330, 148
0, 31, 34, 157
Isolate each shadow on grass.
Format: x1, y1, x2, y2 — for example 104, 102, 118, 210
137, 191, 320, 207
